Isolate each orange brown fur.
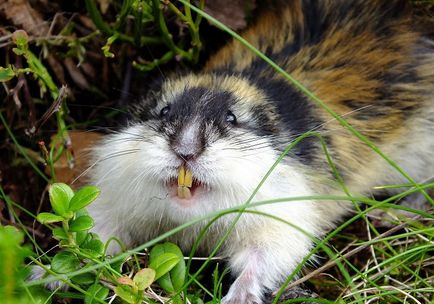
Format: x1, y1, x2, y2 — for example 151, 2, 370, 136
205, 0, 434, 185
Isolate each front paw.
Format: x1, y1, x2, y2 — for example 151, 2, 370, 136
28, 265, 69, 291
221, 290, 263, 304
267, 286, 319, 304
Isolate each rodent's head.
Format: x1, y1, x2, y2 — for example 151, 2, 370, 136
92, 73, 306, 220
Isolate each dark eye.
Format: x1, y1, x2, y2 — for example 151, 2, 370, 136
160, 105, 170, 118
226, 111, 237, 125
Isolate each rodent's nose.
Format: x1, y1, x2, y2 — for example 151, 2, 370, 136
172, 141, 204, 161
173, 150, 198, 161
171, 121, 204, 162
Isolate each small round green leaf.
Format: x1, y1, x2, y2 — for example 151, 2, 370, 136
133, 268, 156, 291
0, 66, 15, 82
81, 239, 104, 258
63, 211, 74, 220
114, 285, 137, 304
71, 272, 96, 285
36, 212, 64, 224
149, 252, 180, 281
69, 215, 94, 232
149, 242, 185, 293
52, 227, 68, 240
69, 186, 100, 212
49, 183, 74, 216
51, 251, 80, 274
76, 230, 90, 246
75, 208, 90, 217
85, 283, 109, 304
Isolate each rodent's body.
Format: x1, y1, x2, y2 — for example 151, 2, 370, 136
88, 1, 434, 302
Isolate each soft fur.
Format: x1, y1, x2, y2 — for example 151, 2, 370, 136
88, 1, 434, 303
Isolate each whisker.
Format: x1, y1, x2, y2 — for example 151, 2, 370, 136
71, 149, 141, 184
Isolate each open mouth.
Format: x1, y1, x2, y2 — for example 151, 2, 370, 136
176, 165, 203, 200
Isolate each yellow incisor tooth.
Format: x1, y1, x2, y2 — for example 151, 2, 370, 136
182, 186, 192, 199
178, 165, 185, 186
178, 165, 193, 187
184, 168, 193, 188
177, 165, 193, 199
177, 186, 192, 199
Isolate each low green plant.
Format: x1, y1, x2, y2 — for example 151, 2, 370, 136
36, 183, 109, 303
0, 225, 49, 304
85, 0, 204, 70
149, 243, 186, 302
32, 182, 193, 303
115, 268, 156, 303
115, 243, 186, 303
0, 29, 70, 176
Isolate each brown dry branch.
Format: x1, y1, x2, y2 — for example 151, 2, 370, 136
0, 0, 87, 86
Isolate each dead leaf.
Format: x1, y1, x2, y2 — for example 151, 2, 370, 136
80, 62, 97, 79
0, 0, 47, 36
77, 15, 97, 31
47, 52, 66, 84
117, 276, 135, 287
97, 0, 111, 15
64, 58, 90, 90
47, 131, 103, 187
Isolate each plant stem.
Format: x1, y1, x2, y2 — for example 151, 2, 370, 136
0, 111, 49, 182
62, 220, 75, 247
152, 0, 191, 60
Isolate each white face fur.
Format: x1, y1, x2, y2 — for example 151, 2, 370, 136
91, 123, 277, 219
